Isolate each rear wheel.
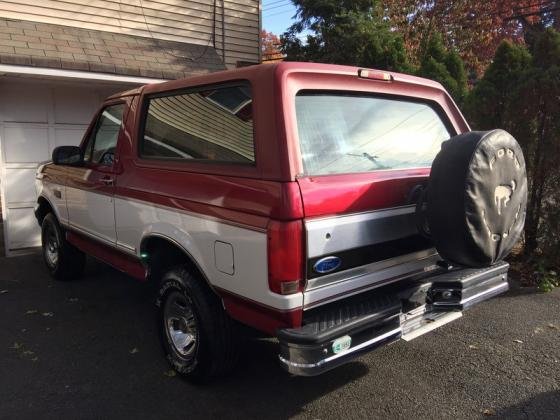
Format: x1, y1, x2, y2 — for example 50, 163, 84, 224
41, 213, 85, 280
157, 265, 239, 383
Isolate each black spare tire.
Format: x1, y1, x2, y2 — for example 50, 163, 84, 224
427, 129, 527, 267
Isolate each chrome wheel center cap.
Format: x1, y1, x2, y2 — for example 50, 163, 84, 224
164, 293, 198, 358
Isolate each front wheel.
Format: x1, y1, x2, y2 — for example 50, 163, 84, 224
41, 213, 85, 280
157, 265, 239, 383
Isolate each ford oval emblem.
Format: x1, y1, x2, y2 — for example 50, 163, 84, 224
313, 256, 342, 274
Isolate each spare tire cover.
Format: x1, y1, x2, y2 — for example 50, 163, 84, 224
427, 129, 527, 267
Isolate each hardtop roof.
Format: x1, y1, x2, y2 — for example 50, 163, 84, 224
106, 62, 446, 100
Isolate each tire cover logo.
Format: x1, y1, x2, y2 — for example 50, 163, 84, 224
483, 147, 523, 242
494, 180, 516, 215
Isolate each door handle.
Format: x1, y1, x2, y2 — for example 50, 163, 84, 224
100, 176, 114, 186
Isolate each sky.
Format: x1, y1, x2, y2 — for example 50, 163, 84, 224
262, 0, 298, 35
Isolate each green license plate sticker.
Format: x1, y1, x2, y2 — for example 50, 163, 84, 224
332, 335, 352, 354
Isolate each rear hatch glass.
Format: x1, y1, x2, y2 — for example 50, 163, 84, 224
295, 92, 452, 176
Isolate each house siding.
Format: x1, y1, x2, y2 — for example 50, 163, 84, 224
0, 0, 260, 68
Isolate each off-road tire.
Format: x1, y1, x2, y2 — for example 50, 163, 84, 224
156, 265, 239, 383
41, 213, 86, 280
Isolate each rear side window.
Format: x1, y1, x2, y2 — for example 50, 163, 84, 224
140, 84, 255, 164
295, 92, 452, 175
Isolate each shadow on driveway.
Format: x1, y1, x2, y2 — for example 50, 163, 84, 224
0, 252, 368, 419
1, 252, 559, 419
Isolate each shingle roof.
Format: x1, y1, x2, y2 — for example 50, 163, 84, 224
0, 18, 225, 79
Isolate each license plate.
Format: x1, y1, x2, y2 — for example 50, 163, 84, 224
332, 335, 352, 354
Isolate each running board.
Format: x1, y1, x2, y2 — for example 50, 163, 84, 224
401, 310, 462, 342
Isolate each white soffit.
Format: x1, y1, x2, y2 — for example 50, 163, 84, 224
0, 64, 166, 85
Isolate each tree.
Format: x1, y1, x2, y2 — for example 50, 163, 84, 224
417, 33, 468, 103
517, 28, 560, 261
281, 0, 412, 73
382, 0, 557, 75
463, 41, 531, 129
261, 30, 283, 62
466, 29, 560, 264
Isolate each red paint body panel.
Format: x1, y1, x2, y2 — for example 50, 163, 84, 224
217, 288, 303, 335
114, 171, 304, 227
67, 231, 146, 280
297, 169, 431, 218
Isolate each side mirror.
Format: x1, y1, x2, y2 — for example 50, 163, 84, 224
52, 146, 84, 166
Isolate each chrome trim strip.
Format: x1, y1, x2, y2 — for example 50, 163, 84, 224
306, 248, 437, 290
303, 252, 441, 309
306, 205, 417, 258
116, 241, 137, 254
278, 327, 402, 369
67, 223, 115, 248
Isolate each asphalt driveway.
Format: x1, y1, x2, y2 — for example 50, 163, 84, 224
1, 252, 559, 419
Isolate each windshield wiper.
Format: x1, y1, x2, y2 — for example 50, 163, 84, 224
347, 152, 387, 169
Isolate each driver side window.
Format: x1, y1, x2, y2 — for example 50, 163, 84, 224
83, 104, 125, 166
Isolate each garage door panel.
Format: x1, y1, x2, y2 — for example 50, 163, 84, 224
4, 167, 38, 205
6, 207, 41, 250
54, 126, 89, 148
54, 87, 99, 124
0, 86, 49, 123
4, 126, 49, 163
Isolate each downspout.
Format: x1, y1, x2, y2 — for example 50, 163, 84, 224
259, 0, 262, 63
222, 0, 226, 65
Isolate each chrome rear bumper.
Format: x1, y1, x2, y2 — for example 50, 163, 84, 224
278, 262, 509, 376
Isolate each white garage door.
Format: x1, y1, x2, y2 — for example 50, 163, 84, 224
0, 78, 131, 254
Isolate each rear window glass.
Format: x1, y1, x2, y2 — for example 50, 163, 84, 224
295, 92, 452, 175
140, 84, 254, 164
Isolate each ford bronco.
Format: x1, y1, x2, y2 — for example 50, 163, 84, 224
35, 62, 527, 382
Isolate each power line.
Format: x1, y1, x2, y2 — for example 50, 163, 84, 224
262, 0, 291, 8
264, 8, 295, 18
263, 3, 293, 13
137, 0, 218, 62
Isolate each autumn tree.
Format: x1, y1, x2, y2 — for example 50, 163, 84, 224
281, 0, 412, 72
261, 29, 283, 62
466, 29, 560, 264
382, 0, 558, 75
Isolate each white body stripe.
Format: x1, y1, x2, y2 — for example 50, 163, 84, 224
36, 178, 68, 225
66, 186, 117, 244
114, 197, 303, 311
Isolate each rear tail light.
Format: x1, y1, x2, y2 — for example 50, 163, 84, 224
267, 220, 304, 295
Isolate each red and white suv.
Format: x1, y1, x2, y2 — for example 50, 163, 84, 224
35, 63, 527, 381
